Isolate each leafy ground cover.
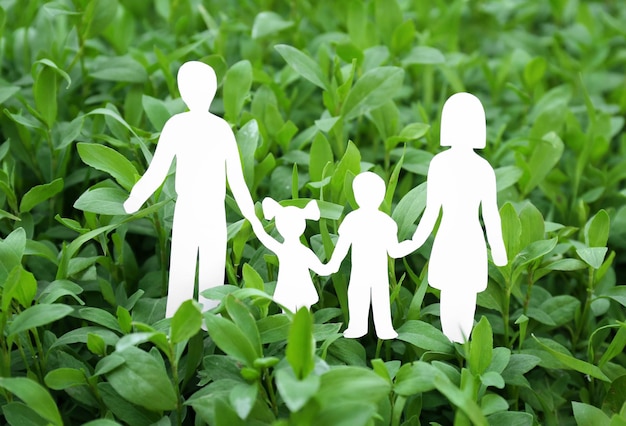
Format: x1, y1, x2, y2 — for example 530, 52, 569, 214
1, 0, 626, 424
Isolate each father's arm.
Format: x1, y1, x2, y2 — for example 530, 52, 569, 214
224, 122, 260, 228
124, 119, 176, 214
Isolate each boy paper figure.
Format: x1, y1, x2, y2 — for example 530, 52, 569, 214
411, 92, 507, 343
124, 61, 261, 318
326, 172, 415, 340
253, 198, 331, 312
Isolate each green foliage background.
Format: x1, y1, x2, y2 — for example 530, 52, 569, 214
1, 0, 626, 425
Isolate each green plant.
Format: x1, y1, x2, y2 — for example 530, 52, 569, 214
1, 0, 626, 424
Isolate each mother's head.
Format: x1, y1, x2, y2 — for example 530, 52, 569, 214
440, 92, 486, 149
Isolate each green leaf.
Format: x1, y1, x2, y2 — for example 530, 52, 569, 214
0, 377, 63, 426
141, 95, 170, 131
8, 303, 74, 336
396, 320, 454, 353
519, 202, 544, 248
469, 316, 493, 376
229, 382, 258, 420
433, 373, 487, 426
89, 55, 147, 83
577, 247, 608, 270
77, 143, 139, 191
204, 313, 258, 367
394, 361, 439, 395
2, 401, 49, 426
19, 178, 63, 213
2, 265, 37, 311
170, 299, 202, 344
392, 182, 426, 239
0, 85, 19, 105
317, 366, 391, 407
480, 371, 505, 389
532, 336, 610, 382
251, 11, 293, 39
309, 132, 334, 182
87, 332, 107, 356
0, 227, 25, 285
402, 46, 446, 65
275, 368, 320, 412
106, 346, 178, 411
224, 295, 262, 358
523, 57, 547, 88
500, 202, 522, 261
572, 401, 611, 426
515, 238, 557, 267
242, 263, 264, 290
33, 66, 57, 128
275, 44, 329, 91
330, 140, 360, 201
585, 209, 610, 248
223, 60, 253, 122
44, 368, 87, 390
83, 0, 118, 38
341, 66, 404, 120
495, 166, 523, 192
73, 187, 128, 215
487, 411, 533, 426
520, 132, 564, 195
286, 307, 315, 379
34, 58, 72, 89
601, 287, 626, 308
540, 295, 580, 326
481, 393, 509, 416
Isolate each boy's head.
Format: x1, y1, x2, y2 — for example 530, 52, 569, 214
177, 61, 217, 111
353, 172, 386, 209
440, 92, 486, 149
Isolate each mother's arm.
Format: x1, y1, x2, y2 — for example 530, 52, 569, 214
481, 167, 507, 266
412, 160, 442, 248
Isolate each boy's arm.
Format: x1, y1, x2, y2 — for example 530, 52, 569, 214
325, 235, 350, 273
124, 120, 176, 214
388, 239, 419, 258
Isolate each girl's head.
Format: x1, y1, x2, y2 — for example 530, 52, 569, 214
440, 92, 486, 149
262, 198, 320, 239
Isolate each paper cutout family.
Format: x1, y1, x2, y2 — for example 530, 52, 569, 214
124, 61, 507, 343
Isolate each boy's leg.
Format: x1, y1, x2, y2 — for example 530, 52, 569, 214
371, 278, 397, 339
344, 278, 370, 338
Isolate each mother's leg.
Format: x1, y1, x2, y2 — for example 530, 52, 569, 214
439, 288, 477, 343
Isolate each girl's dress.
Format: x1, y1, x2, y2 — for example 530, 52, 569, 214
272, 241, 320, 311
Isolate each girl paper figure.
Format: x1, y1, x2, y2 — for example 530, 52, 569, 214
254, 198, 330, 312
411, 92, 507, 343
123, 61, 262, 318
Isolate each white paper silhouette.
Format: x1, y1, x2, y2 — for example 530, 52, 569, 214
253, 199, 330, 313
326, 172, 415, 340
411, 92, 507, 343
124, 61, 261, 317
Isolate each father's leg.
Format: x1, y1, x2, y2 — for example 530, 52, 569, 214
166, 210, 199, 318
198, 222, 227, 312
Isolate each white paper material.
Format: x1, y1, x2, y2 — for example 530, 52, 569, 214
411, 92, 507, 343
124, 61, 261, 317
253, 199, 331, 313
326, 172, 415, 340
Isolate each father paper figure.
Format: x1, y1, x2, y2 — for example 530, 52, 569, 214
124, 61, 261, 317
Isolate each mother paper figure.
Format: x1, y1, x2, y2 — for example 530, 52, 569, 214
412, 92, 507, 343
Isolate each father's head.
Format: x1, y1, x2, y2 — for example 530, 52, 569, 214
177, 61, 217, 111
